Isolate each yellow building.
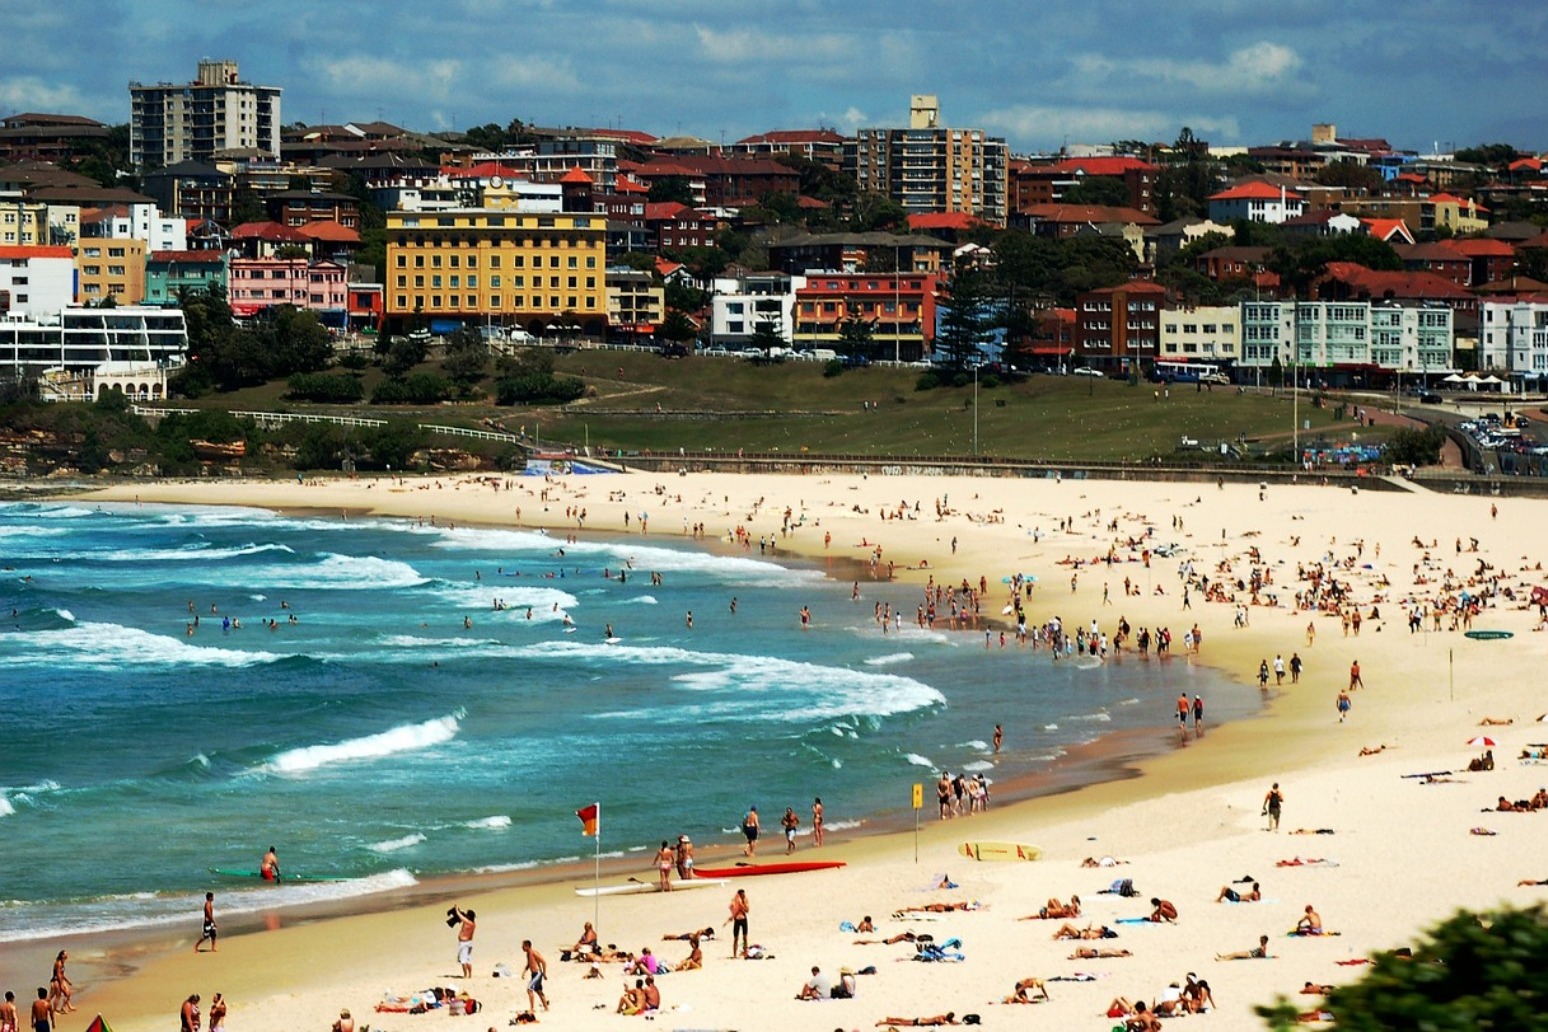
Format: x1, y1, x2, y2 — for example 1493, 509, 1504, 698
0, 194, 50, 246
386, 209, 608, 336
77, 237, 147, 305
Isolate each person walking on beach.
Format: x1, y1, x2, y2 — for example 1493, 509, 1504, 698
938, 774, 953, 820
1192, 695, 1204, 730
656, 840, 676, 892
47, 953, 72, 1015
741, 806, 760, 855
726, 889, 750, 958
1337, 690, 1352, 723
196, 892, 217, 952
30, 989, 50, 1032
1349, 660, 1364, 689
675, 834, 694, 880
1290, 652, 1303, 684
781, 807, 800, 854
812, 797, 824, 847
521, 940, 549, 1012
450, 905, 476, 978
1264, 783, 1284, 831
1274, 655, 1285, 685
1176, 692, 1190, 729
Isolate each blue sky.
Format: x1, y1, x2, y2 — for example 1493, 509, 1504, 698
5, 0, 1547, 153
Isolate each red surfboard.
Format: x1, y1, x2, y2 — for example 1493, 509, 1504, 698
694, 861, 847, 877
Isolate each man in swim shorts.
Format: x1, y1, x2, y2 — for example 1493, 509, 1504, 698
451, 905, 476, 978
741, 806, 759, 855
197, 892, 217, 952
521, 940, 548, 1011
261, 846, 280, 882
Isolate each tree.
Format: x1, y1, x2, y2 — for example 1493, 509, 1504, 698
935, 265, 995, 370
1453, 143, 1519, 169
750, 314, 786, 354
441, 327, 490, 394
493, 348, 585, 405
647, 176, 694, 206
1382, 425, 1448, 466
383, 335, 429, 377
659, 309, 697, 344
838, 315, 876, 360
1055, 235, 1137, 301
1063, 176, 1131, 207
849, 192, 907, 232
1257, 905, 1548, 1031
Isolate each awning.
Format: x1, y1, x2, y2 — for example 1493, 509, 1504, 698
1028, 346, 1073, 355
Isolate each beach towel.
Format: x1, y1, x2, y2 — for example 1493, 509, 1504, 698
839, 921, 856, 932
1049, 973, 1103, 982
1114, 917, 1155, 925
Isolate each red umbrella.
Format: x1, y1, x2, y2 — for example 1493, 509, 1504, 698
1467, 736, 1497, 748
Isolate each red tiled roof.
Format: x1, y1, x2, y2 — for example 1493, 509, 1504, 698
1519, 232, 1548, 251
295, 221, 361, 243
1085, 279, 1168, 296
621, 159, 703, 179
443, 162, 525, 180
735, 129, 845, 146
1394, 242, 1469, 262
1360, 218, 1414, 243
644, 201, 692, 220
1321, 262, 1472, 300
654, 258, 685, 277
1044, 156, 1156, 176
796, 195, 830, 209
1210, 182, 1302, 201
907, 212, 984, 231
1019, 203, 1158, 224
149, 250, 223, 263
574, 127, 659, 146
558, 165, 594, 185
1446, 238, 1514, 258
0, 245, 73, 259
231, 221, 307, 242
1507, 157, 1542, 172
613, 176, 649, 194
1394, 173, 1428, 184
1428, 192, 1488, 211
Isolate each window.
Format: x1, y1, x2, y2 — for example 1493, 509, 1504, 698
109, 247, 125, 258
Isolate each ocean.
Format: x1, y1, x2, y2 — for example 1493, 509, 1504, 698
0, 499, 1253, 943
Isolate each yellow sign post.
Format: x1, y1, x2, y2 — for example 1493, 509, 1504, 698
912, 783, 923, 863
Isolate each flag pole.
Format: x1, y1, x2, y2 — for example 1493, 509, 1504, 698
593, 801, 601, 932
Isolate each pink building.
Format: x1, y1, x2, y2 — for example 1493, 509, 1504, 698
228, 257, 347, 322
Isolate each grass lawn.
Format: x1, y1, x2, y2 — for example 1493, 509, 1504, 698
169, 351, 1389, 463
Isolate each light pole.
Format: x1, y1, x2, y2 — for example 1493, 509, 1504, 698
973, 362, 979, 456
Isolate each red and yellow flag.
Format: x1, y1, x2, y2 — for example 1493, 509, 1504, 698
576, 802, 599, 837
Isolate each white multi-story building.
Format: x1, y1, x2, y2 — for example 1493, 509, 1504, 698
710, 272, 806, 346
130, 59, 282, 168
0, 306, 187, 379
0, 245, 77, 319
1239, 300, 1452, 379
81, 202, 187, 253
1479, 300, 1548, 376
1159, 305, 1240, 364
1207, 182, 1306, 224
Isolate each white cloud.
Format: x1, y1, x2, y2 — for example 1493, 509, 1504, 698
1074, 41, 1304, 95
0, 77, 91, 114
979, 104, 1240, 147
306, 55, 463, 105
692, 25, 856, 65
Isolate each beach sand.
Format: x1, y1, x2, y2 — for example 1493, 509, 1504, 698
43, 470, 1548, 1031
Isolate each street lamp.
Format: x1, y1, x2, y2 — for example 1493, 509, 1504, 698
973, 361, 979, 456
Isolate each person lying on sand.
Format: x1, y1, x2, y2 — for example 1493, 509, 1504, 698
1296, 1009, 1335, 1024
1479, 717, 1514, 726
1019, 896, 1080, 920
1276, 857, 1335, 868
876, 1013, 958, 1026
1001, 978, 1050, 1004
1217, 935, 1271, 960
1081, 856, 1128, 867
1217, 882, 1261, 903
1294, 905, 1325, 935
1290, 828, 1336, 835
1069, 947, 1132, 959
661, 926, 715, 942
1052, 923, 1116, 940
1358, 745, 1388, 756
1300, 982, 1334, 995
854, 931, 923, 945
1495, 796, 1531, 812
1149, 898, 1178, 923
1518, 877, 1548, 886
894, 902, 982, 914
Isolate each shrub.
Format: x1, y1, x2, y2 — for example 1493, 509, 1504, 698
915, 371, 941, 391
286, 372, 365, 404
822, 359, 845, 378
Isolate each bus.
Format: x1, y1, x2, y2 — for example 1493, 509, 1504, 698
1152, 360, 1229, 385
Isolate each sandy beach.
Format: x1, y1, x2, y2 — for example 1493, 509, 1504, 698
34, 469, 1548, 1032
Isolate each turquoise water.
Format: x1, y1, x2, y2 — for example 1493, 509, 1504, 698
0, 500, 1251, 942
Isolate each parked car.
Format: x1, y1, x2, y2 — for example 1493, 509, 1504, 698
1071, 367, 1105, 377
1418, 392, 1442, 404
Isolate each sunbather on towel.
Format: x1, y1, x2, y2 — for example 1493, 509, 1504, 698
1217, 882, 1261, 903
1052, 922, 1116, 940
1070, 946, 1131, 959
1019, 896, 1080, 920
876, 1013, 959, 1026
1001, 978, 1050, 1004
894, 901, 981, 914
1216, 935, 1271, 961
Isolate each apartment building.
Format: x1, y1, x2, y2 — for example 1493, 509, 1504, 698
77, 237, 146, 305
140, 161, 236, 225
1159, 306, 1241, 364
384, 209, 608, 336
1207, 181, 1306, 224
228, 257, 347, 321
730, 130, 846, 172
1010, 156, 1159, 217
1073, 280, 1167, 373
79, 203, 187, 253
0, 193, 51, 246
710, 272, 806, 347
791, 272, 940, 361
145, 251, 228, 306
0, 306, 187, 379
130, 60, 282, 168
1238, 300, 1453, 380
0, 245, 76, 318
1479, 300, 1548, 376
604, 267, 665, 341
845, 95, 1008, 225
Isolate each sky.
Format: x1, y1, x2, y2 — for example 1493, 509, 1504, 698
4, 0, 1547, 155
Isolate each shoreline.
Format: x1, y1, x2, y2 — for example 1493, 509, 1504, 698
26, 469, 1548, 1030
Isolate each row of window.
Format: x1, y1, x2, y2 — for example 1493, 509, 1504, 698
394, 216, 594, 231
394, 295, 599, 312
394, 252, 595, 271
1163, 323, 1236, 334
394, 274, 596, 291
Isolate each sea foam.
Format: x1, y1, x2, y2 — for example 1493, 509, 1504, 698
370, 833, 427, 853
261, 711, 463, 775
6, 622, 284, 669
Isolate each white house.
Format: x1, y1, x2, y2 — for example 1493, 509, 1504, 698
0, 245, 76, 319
1479, 300, 1548, 377
710, 272, 806, 346
1159, 305, 1240, 363
82, 201, 187, 252
1208, 182, 1306, 224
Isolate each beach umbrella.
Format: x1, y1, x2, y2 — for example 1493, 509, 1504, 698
1442, 373, 1465, 383
1467, 736, 1497, 748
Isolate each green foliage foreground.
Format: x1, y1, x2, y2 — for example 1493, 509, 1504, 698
1257, 905, 1548, 1031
